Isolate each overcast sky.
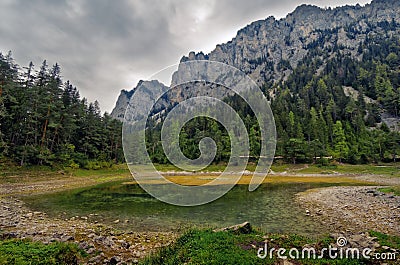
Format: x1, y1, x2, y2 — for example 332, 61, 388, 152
0, 0, 372, 113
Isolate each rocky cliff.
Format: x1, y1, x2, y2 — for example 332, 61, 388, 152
110, 89, 134, 120
111, 0, 400, 121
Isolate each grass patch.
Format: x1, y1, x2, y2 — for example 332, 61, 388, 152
334, 164, 400, 176
154, 163, 254, 172
378, 186, 400, 196
0, 239, 84, 265
140, 229, 367, 265
0, 164, 130, 185
2, 162, 399, 180
70, 164, 130, 178
153, 162, 400, 176
288, 163, 400, 176
0, 163, 130, 177
153, 163, 182, 172
140, 229, 267, 265
369, 231, 400, 250
163, 175, 372, 186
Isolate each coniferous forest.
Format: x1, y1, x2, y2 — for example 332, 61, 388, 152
0, 52, 124, 168
270, 30, 400, 164
146, 28, 400, 165
1, 26, 400, 168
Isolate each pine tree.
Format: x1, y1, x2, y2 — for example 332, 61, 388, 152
333, 121, 349, 163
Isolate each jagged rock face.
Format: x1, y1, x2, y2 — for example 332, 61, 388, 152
201, 1, 400, 85
111, 0, 400, 120
111, 90, 133, 121
111, 80, 170, 122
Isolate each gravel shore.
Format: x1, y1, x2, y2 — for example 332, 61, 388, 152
0, 196, 176, 264
296, 185, 400, 236
1, 172, 399, 263
0, 174, 177, 264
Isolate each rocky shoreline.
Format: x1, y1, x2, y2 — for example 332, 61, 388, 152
0, 173, 179, 264
296, 186, 400, 236
1, 172, 399, 264
0, 196, 177, 264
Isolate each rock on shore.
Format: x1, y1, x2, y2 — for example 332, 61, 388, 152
0, 197, 176, 264
296, 186, 400, 236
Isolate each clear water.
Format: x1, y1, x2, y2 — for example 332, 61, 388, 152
23, 181, 348, 235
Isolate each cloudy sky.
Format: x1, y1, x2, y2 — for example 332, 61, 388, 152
0, 0, 371, 113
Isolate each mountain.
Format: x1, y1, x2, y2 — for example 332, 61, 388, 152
111, 89, 134, 120
113, 0, 400, 164
111, 0, 400, 123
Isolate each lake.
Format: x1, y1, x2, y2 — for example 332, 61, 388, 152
23, 180, 361, 236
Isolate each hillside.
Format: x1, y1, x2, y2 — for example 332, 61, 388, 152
111, 0, 400, 165
113, 0, 400, 164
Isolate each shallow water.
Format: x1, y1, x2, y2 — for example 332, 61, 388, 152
23, 181, 355, 235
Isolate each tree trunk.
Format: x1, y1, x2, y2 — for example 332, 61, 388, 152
50, 116, 63, 152
40, 105, 51, 149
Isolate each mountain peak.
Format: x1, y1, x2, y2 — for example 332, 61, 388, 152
180, 51, 209, 63
292, 4, 322, 14
112, 0, 400, 125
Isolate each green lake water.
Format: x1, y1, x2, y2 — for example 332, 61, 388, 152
23, 181, 356, 235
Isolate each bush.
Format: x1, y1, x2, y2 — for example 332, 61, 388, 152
68, 161, 80, 169
83, 160, 113, 170
316, 157, 330, 166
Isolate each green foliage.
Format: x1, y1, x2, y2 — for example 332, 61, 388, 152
0, 239, 83, 265
369, 231, 400, 250
285, 138, 308, 164
140, 230, 267, 265
333, 121, 349, 162
0, 52, 124, 167
2, 19, 400, 168
377, 186, 400, 196
140, 229, 369, 265
145, 27, 400, 166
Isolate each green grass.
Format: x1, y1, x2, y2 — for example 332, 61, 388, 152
154, 163, 258, 172
140, 229, 369, 265
377, 186, 400, 196
293, 163, 400, 176
153, 163, 184, 171
2, 159, 399, 177
140, 229, 271, 265
334, 164, 400, 176
369, 231, 400, 250
70, 162, 400, 177
0, 239, 84, 265
0, 164, 56, 178
70, 163, 130, 178
0, 163, 131, 183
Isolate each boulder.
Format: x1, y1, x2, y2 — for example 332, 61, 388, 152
213, 221, 252, 234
